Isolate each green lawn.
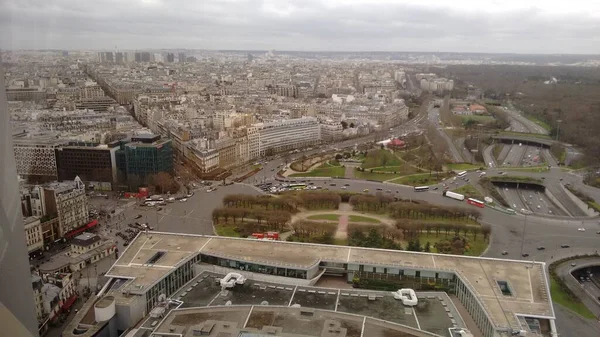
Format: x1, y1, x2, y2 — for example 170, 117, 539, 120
362, 149, 403, 169
452, 184, 484, 200
389, 173, 445, 186
550, 278, 596, 319
354, 170, 403, 181
214, 225, 242, 237
348, 215, 381, 223
290, 165, 345, 178
327, 160, 341, 167
403, 233, 488, 256
307, 214, 340, 221
372, 164, 419, 175
446, 163, 481, 171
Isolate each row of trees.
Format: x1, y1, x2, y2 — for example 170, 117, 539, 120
212, 207, 291, 232
348, 194, 482, 222
287, 220, 336, 244
297, 191, 341, 210
223, 194, 299, 212
395, 220, 491, 242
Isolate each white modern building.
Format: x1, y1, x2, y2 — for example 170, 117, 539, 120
63, 233, 557, 337
247, 117, 321, 159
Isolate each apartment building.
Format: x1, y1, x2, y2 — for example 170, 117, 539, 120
32, 272, 77, 331
42, 181, 89, 237
115, 134, 174, 182
247, 117, 321, 159
24, 216, 44, 255
320, 120, 344, 142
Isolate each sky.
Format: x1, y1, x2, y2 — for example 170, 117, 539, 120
1, 0, 600, 54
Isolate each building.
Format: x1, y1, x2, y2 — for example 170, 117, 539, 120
68, 233, 116, 272
248, 117, 321, 158
320, 120, 344, 142
115, 134, 174, 183
24, 216, 44, 256
0, 62, 39, 337
61, 233, 556, 337
38, 232, 116, 275
13, 137, 69, 181
5, 87, 48, 102
178, 52, 186, 63
42, 181, 89, 237
215, 137, 237, 170
32, 272, 77, 332
56, 142, 119, 189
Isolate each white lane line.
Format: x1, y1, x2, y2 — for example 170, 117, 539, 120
243, 306, 254, 328
288, 286, 298, 306
412, 308, 421, 330
527, 267, 534, 302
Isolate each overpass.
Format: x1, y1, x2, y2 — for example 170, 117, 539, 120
492, 133, 555, 148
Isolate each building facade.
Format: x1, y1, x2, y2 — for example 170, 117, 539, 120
13, 138, 68, 180
56, 143, 118, 188
24, 216, 44, 255
43, 182, 89, 237
116, 134, 174, 182
248, 117, 321, 158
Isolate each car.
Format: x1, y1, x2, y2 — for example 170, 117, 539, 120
578, 228, 586, 232
537, 246, 545, 250
344, 183, 350, 187
522, 253, 529, 257
180, 198, 188, 202
376, 188, 383, 191
560, 244, 570, 248
433, 186, 439, 190
597, 231, 600, 234
501, 251, 509, 255
330, 184, 336, 186
134, 215, 142, 219
341, 186, 347, 189
571, 262, 577, 267
363, 189, 369, 192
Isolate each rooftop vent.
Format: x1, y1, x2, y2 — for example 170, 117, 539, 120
497, 280, 513, 296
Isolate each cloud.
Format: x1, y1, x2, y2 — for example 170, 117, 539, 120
1, 0, 599, 53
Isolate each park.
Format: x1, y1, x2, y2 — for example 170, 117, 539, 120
212, 190, 490, 256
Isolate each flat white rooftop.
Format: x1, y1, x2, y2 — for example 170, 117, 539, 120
106, 232, 554, 333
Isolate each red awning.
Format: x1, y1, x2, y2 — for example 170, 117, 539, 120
61, 294, 78, 311
65, 220, 99, 239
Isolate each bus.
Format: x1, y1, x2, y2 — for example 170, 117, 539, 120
289, 183, 307, 190
414, 186, 429, 192
467, 198, 485, 208
443, 191, 465, 201
456, 171, 467, 178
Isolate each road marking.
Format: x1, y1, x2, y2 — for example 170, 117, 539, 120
412, 308, 421, 330
346, 248, 352, 262
199, 237, 212, 252
360, 317, 366, 337
334, 289, 340, 311
527, 268, 534, 302
128, 237, 149, 265
288, 286, 298, 306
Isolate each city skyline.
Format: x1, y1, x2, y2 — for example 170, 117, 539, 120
2, 0, 600, 54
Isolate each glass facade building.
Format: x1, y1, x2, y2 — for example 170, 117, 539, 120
115, 134, 173, 183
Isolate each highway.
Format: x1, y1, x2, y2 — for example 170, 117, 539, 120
505, 102, 549, 135
427, 103, 464, 162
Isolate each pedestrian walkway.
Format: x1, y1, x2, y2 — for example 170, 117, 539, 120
335, 215, 349, 240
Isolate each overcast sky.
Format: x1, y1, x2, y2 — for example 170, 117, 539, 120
1, 0, 600, 54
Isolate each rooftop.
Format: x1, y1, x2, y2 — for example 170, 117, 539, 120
106, 233, 553, 332
152, 306, 437, 337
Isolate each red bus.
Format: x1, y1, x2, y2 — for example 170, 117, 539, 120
466, 198, 485, 208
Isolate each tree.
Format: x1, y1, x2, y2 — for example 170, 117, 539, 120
341, 121, 348, 129
151, 172, 179, 194
335, 153, 343, 160
349, 122, 355, 128
435, 240, 452, 254
424, 241, 431, 252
